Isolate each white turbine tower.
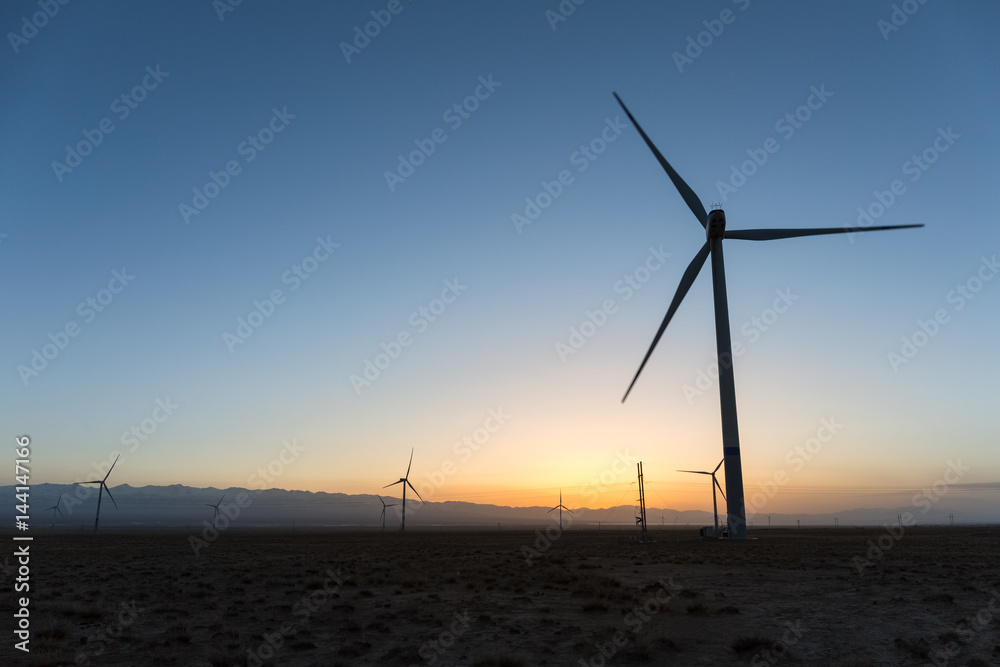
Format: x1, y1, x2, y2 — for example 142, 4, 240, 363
613, 92, 923, 539
383, 448, 422, 532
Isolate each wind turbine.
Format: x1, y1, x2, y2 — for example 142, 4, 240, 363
377, 495, 397, 532
548, 490, 572, 531
678, 459, 726, 534
383, 448, 422, 532
75, 454, 120, 533
613, 92, 923, 540
45, 494, 65, 529
205, 493, 225, 527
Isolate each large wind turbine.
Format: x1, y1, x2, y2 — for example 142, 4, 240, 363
548, 490, 572, 531
613, 92, 923, 540
383, 448, 422, 532
45, 494, 65, 529
678, 459, 726, 534
377, 495, 397, 533
205, 493, 225, 527
75, 454, 120, 532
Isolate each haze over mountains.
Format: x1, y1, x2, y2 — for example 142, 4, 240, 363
12, 483, 993, 530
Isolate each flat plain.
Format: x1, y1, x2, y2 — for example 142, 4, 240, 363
6, 526, 1000, 666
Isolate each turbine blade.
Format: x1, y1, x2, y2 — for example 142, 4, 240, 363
383, 480, 403, 489
548, 507, 558, 513
724, 224, 924, 241
714, 459, 724, 474
613, 92, 708, 228
103, 484, 118, 510
77, 480, 101, 485
677, 470, 710, 475
622, 242, 710, 402
104, 454, 120, 482
56, 508, 64, 517
714, 476, 727, 502
406, 480, 423, 501
406, 447, 414, 479
565, 508, 574, 514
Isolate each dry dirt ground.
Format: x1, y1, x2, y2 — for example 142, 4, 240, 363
4, 527, 1000, 666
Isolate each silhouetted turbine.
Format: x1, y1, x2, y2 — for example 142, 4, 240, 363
205, 493, 225, 526
383, 448, 423, 532
548, 490, 572, 531
45, 494, 65, 529
678, 459, 726, 534
74, 454, 120, 533
613, 91, 923, 540
377, 495, 398, 533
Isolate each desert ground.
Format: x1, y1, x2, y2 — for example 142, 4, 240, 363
5, 526, 1000, 666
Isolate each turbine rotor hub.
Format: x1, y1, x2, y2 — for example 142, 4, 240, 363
706, 209, 726, 239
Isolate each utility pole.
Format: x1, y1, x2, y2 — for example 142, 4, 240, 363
636, 462, 648, 543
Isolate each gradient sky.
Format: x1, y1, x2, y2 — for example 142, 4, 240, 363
3, 1, 998, 519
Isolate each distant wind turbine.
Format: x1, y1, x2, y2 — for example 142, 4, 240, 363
383, 448, 422, 532
377, 495, 397, 533
613, 91, 923, 540
74, 454, 120, 532
45, 494, 65, 529
205, 493, 225, 526
678, 459, 726, 535
548, 490, 572, 531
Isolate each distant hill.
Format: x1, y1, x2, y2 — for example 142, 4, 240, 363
7, 483, 995, 531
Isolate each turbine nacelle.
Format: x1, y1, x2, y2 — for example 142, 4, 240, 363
706, 209, 726, 239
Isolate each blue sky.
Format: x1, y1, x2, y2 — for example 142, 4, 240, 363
3, 1, 998, 518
